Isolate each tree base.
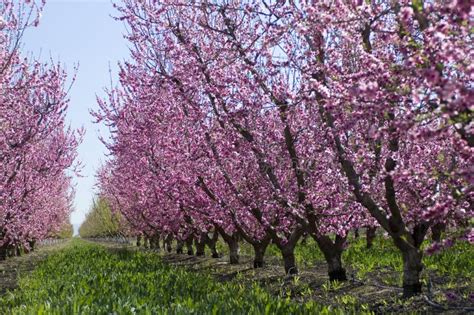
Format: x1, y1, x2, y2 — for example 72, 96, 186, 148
211, 252, 220, 258
329, 268, 347, 281
403, 283, 422, 298
229, 256, 239, 264
253, 260, 264, 268
284, 266, 298, 275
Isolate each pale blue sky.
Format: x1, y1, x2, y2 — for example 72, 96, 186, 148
22, 0, 129, 232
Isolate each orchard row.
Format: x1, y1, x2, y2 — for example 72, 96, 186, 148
0, 1, 79, 259
92, 0, 473, 298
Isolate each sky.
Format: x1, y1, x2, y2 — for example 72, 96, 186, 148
22, 0, 130, 234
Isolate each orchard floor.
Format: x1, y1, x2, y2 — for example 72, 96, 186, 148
0, 241, 70, 295
96, 238, 474, 314
0, 238, 472, 314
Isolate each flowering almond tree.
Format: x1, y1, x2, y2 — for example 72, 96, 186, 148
291, 0, 472, 296
98, 0, 368, 279
95, 0, 471, 297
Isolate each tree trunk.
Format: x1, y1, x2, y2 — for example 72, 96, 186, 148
326, 250, 346, 281
195, 235, 206, 256
5, 246, 11, 258
149, 237, 154, 249
0, 245, 6, 261
402, 247, 423, 298
354, 228, 359, 239
273, 227, 303, 275
136, 235, 142, 247
315, 235, 347, 281
143, 236, 150, 249
162, 236, 167, 249
391, 223, 429, 298
227, 237, 240, 264
151, 234, 160, 250
195, 241, 205, 256
186, 236, 194, 255
28, 240, 36, 252
176, 240, 184, 254
205, 232, 220, 258
282, 248, 298, 275
15, 245, 22, 256
216, 228, 240, 264
252, 242, 268, 268
366, 227, 377, 249
149, 236, 156, 250
431, 223, 445, 242
165, 235, 173, 253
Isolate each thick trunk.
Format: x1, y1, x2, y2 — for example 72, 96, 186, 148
354, 228, 359, 239
227, 238, 240, 264
165, 235, 173, 253
326, 251, 346, 281
366, 227, 377, 249
391, 223, 428, 297
149, 237, 155, 249
0, 245, 6, 261
28, 240, 36, 252
217, 228, 240, 264
162, 236, 167, 249
155, 236, 161, 250
136, 235, 142, 247
149, 236, 156, 250
252, 242, 268, 268
431, 223, 445, 242
205, 232, 220, 258
6, 247, 12, 258
315, 236, 347, 281
313, 235, 347, 281
186, 237, 194, 256
195, 242, 205, 256
195, 236, 206, 256
274, 227, 303, 275
282, 248, 298, 275
176, 240, 184, 254
401, 247, 423, 297
143, 237, 150, 249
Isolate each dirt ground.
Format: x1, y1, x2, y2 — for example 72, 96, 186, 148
159, 253, 473, 314
0, 241, 70, 296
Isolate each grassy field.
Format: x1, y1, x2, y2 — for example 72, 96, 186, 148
0, 240, 341, 314
0, 237, 472, 314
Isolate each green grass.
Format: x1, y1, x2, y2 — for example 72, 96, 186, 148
2, 236, 471, 314
234, 235, 473, 284
0, 240, 352, 315
282, 237, 471, 278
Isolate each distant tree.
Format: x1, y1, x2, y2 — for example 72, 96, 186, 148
79, 196, 130, 238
